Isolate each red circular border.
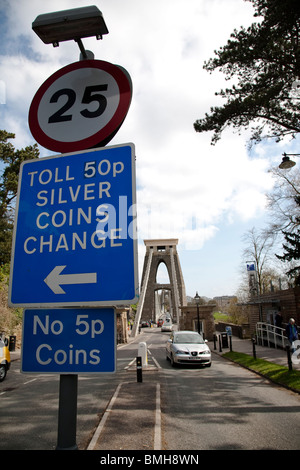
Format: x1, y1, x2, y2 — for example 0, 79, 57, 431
28, 60, 132, 152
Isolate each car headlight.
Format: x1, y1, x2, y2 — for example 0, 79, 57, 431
199, 350, 211, 355
175, 350, 189, 355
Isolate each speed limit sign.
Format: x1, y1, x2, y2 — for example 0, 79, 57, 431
28, 60, 132, 152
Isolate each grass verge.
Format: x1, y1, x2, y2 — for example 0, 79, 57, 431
222, 351, 300, 393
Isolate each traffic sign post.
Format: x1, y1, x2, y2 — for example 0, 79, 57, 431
9, 143, 138, 308
22, 9, 135, 449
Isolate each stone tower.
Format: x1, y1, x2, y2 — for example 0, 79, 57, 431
132, 239, 187, 335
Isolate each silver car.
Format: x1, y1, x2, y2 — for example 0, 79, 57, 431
166, 331, 212, 367
161, 318, 173, 332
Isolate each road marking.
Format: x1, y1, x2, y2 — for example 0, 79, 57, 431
23, 378, 38, 385
87, 382, 123, 450
151, 355, 162, 370
124, 358, 136, 370
154, 383, 162, 450
148, 347, 162, 369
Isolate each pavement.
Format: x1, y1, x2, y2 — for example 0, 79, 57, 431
208, 334, 300, 369
8, 334, 299, 451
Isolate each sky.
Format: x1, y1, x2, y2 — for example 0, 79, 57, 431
1, 0, 299, 299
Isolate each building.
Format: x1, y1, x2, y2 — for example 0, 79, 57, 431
245, 287, 300, 333
213, 296, 236, 313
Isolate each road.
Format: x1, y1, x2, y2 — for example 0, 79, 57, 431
1, 327, 300, 450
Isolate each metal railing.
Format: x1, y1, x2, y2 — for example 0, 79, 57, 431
256, 322, 287, 349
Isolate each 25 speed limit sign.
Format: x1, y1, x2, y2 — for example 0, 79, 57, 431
29, 60, 132, 152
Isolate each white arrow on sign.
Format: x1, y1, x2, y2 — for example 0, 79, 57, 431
44, 266, 97, 294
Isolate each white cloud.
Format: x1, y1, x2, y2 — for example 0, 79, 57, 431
0, 0, 285, 296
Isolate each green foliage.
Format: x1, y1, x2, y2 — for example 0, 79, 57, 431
223, 351, 300, 391
0, 130, 39, 264
194, 0, 300, 145
276, 197, 300, 285
213, 312, 229, 322
0, 262, 10, 285
0, 263, 23, 335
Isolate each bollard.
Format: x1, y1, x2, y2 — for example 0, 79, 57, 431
252, 337, 256, 360
136, 356, 142, 382
138, 342, 148, 367
9, 335, 16, 352
218, 334, 222, 353
286, 345, 293, 371
229, 335, 232, 352
213, 334, 217, 350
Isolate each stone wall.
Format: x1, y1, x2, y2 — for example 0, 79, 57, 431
179, 304, 216, 340
215, 321, 251, 339
115, 308, 129, 344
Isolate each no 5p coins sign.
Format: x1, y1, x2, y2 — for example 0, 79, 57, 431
21, 308, 116, 374
28, 60, 132, 153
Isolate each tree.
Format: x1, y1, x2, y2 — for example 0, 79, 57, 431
0, 130, 39, 264
266, 167, 300, 235
276, 196, 300, 285
242, 227, 277, 294
227, 297, 248, 324
194, 0, 300, 145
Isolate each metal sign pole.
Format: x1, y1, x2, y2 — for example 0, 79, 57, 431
56, 374, 78, 450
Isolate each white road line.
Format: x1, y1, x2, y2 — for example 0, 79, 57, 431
154, 383, 162, 450
23, 378, 38, 385
151, 355, 162, 370
124, 358, 136, 370
87, 382, 123, 450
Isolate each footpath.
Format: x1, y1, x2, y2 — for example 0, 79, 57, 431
208, 335, 300, 368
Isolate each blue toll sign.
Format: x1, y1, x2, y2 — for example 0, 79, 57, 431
9, 143, 138, 307
21, 308, 116, 374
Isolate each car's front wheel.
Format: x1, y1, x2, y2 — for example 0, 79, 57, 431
170, 354, 177, 368
0, 364, 7, 382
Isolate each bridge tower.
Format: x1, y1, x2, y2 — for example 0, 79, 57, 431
132, 239, 187, 336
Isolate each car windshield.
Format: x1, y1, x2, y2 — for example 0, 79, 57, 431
174, 333, 204, 344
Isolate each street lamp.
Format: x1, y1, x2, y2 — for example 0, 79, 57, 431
32, 6, 109, 59
279, 153, 300, 169
194, 291, 201, 334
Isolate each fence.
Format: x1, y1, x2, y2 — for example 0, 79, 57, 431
256, 322, 287, 349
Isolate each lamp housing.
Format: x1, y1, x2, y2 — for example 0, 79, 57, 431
32, 6, 109, 46
279, 153, 297, 169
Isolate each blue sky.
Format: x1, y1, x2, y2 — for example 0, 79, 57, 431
1, 0, 299, 298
